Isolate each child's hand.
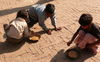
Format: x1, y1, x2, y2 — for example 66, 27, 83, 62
67, 41, 72, 46
55, 27, 62, 31
30, 31, 34, 36
30, 31, 34, 34
46, 30, 52, 35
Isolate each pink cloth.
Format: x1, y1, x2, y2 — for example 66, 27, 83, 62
74, 30, 100, 53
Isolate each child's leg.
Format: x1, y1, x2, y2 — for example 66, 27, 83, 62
90, 44, 100, 55
86, 33, 98, 44
74, 30, 85, 45
78, 33, 98, 49
3, 24, 9, 33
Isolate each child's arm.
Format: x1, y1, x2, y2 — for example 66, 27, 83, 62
50, 13, 57, 29
24, 26, 32, 38
67, 27, 80, 46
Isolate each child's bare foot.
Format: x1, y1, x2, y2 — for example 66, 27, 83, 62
55, 27, 62, 31
91, 46, 98, 55
3, 24, 9, 33
93, 52, 97, 55
46, 30, 52, 35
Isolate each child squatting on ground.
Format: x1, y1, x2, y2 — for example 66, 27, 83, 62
67, 14, 100, 55
3, 10, 34, 44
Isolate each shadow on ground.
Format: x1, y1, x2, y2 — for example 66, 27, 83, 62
35, 28, 56, 35
0, 5, 31, 16
35, 0, 54, 4
0, 41, 25, 54
0, 0, 53, 17
0, 32, 41, 54
50, 49, 95, 62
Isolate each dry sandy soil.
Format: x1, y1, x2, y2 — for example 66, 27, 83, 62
0, 0, 100, 62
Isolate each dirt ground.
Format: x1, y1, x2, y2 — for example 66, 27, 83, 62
0, 0, 100, 62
